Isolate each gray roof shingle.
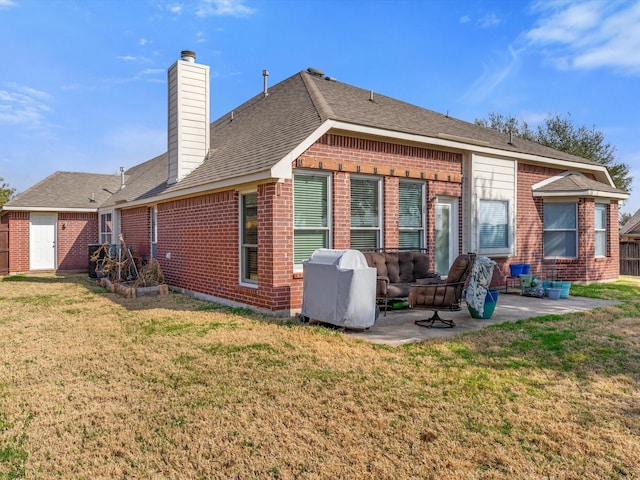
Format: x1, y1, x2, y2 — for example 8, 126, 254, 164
533, 171, 624, 195
4, 69, 623, 210
4, 171, 122, 209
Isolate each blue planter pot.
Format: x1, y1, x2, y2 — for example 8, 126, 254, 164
468, 289, 499, 319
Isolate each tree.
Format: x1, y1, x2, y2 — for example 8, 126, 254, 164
620, 211, 633, 227
475, 113, 632, 193
0, 177, 16, 207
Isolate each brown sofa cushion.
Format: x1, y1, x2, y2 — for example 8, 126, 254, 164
445, 254, 471, 284
364, 251, 435, 299
363, 252, 389, 279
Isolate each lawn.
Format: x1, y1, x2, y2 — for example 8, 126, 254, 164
0, 274, 639, 479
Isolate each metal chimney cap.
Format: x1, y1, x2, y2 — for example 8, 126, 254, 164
181, 50, 196, 62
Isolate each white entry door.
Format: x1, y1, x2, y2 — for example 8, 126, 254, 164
30, 213, 57, 270
434, 198, 459, 276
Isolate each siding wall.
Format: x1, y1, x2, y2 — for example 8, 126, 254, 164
7, 212, 29, 273
57, 212, 99, 271
150, 133, 464, 313
489, 163, 621, 286
120, 207, 151, 260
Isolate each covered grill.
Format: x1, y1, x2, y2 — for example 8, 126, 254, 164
301, 248, 377, 329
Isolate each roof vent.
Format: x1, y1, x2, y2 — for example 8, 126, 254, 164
262, 69, 269, 97
307, 67, 325, 77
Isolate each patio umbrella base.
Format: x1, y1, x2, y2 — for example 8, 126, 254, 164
414, 311, 455, 328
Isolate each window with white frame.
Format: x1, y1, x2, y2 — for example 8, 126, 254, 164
544, 203, 577, 258
350, 177, 382, 251
241, 192, 258, 284
399, 181, 424, 249
100, 212, 112, 244
595, 203, 607, 257
479, 199, 508, 249
150, 206, 158, 259
294, 173, 330, 264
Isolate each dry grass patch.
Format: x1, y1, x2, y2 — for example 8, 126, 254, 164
0, 273, 639, 479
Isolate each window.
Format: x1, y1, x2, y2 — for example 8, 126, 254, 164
241, 192, 258, 284
544, 203, 577, 258
479, 200, 508, 249
150, 206, 158, 259
350, 177, 382, 250
399, 181, 424, 249
595, 203, 607, 257
100, 213, 112, 244
294, 174, 330, 264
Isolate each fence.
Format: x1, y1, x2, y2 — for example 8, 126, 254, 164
620, 241, 640, 276
0, 224, 8, 276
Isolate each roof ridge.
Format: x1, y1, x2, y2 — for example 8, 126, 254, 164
300, 71, 334, 122
621, 208, 640, 234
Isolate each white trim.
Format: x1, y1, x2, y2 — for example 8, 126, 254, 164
533, 190, 628, 200
326, 121, 615, 186
271, 121, 337, 179
3, 206, 98, 213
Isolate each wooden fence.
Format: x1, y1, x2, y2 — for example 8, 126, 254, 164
0, 224, 8, 276
620, 241, 640, 276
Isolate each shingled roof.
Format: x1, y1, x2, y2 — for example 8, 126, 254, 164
3, 68, 622, 211
156, 69, 606, 196
4, 171, 122, 210
532, 171, 627, 198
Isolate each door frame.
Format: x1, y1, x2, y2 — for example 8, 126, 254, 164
434, 196, 459, 275
29, 212, 57, 270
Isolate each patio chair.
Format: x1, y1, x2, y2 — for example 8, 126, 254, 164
408, 253, 475, 328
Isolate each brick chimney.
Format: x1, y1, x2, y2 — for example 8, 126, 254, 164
167, 50, 210, 184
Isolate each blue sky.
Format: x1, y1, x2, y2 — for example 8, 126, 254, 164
1, 0, 639, 215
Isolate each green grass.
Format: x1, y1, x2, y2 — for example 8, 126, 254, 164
0, 274, 638, 479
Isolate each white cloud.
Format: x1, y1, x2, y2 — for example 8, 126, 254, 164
461, 46, 522, 103
168, 3, 182, 14
139, 38, 150, 46
477, 13, 502, 28
0, 84, 52, 127
459, 15, 471, 24
196, 0, 255, 18
0, 0, 17, 9
526, 0, 640, 75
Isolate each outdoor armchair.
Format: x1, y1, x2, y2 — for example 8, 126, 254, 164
408, 253, 475, 328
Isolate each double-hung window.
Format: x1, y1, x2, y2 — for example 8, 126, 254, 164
294, 173, 330, 264
594, 203, 607, 257
241, 192, 258, 284
350, 177, 382, 251
544, 203, 577, 258
479, 199, 508, 250
100, 212, 112, 245
399, 181, 424, 249
351, 177, 382, 250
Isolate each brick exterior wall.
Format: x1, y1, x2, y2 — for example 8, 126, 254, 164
7, 211, 99, 274
57, 212, 99, 271
490, 163, 620, 287
7, 211, 29, 273
120, 207, 151, 261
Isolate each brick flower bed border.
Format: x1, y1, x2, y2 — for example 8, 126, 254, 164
97, 277, 169, 298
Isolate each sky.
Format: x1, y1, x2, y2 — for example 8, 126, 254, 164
1, 0, 639, 215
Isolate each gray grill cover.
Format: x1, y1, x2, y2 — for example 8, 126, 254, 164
301, 249, 377, 329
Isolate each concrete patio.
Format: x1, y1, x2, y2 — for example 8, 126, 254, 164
346, 293, 619, 346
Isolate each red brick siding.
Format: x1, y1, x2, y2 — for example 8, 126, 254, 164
7, 212, 29, 273
120, 207, 151, 260
332, 172, 351, 249
299, 134, 463, 257
57, 213, 98, 271
491, 163, 620, 286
